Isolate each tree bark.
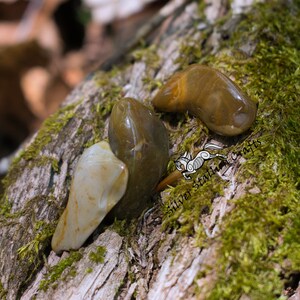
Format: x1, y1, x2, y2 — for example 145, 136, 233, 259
1, 0, 299, 299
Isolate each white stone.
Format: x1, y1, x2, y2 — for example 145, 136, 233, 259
51, 141, 128, 253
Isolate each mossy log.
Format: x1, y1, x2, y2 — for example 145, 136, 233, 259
1, 0, 299, 299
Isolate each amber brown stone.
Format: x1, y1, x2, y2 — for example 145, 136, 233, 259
153, 65, 257, 136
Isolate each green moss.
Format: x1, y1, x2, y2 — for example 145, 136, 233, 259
94, 66, 123, 88
20, 103, 78, 163
96, 84, 122, 116
184, 1, 300, 299
0, 101, 79, 202
162, 164, 225, 239
82, 120, 103, 148
85, 267, 93, 274
0, 103, 77, 217
111, 219, 127, 235
82, 71, 124, 148
142, 77, 163, 92
68, 267, 77, 278
131, 44, 160, 68
128, 270, 136, 283
93, 69, 123, 114
111, 218, 137, 237
88, 246, 106, 264
175, 37, 203, 68
178, 121, 207, 153
17, 221, 56, 263
0, 194, 13, 218
156, 0, 299, 298
39, 250, 83, 291
82, 105, 105, 149
197, 0, 207, 17
51, 158, 59, 172
0, 281, 7, 300
34, 156, 60, 172
83, 138, 101, 149
131, 44, 163, 94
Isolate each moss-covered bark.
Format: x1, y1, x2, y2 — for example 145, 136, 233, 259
0, 0, 299, 299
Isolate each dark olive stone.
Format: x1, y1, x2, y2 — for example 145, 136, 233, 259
108, 97, 169, 219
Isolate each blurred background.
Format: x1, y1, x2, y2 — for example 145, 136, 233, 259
0, 0, 169, 164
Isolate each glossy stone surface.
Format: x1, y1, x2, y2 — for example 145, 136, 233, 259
51, 141, 128, 253
108, 97, 169, 219
153, 65, 257, 136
